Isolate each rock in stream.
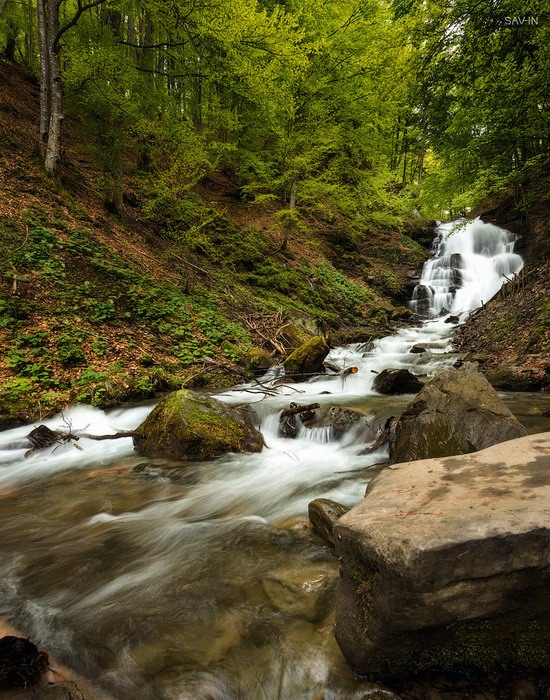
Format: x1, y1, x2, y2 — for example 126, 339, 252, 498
334, 431, 550, 679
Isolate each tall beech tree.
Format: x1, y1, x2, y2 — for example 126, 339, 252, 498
37, 0, 106, 175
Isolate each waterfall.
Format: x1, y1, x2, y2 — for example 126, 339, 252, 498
410, 218, 524, 318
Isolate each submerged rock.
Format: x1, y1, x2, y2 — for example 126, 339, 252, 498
303, 406, 364, 434
283, 337, 330, 380
308, 498, 350, 546
133, 390, 263, 460
262, 564, 338, 622
334, 431, 550, 680
391, 363, 528, 463
0, 635, 49, 689
36, 683, 85, 700
373, 368, 423, 395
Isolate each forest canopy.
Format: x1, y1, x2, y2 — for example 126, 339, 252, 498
1, 0, 548, 220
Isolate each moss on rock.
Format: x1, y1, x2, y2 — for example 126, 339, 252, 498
246, 347, 272, 371
283, 336, 329, 379
133, 389, 264, 460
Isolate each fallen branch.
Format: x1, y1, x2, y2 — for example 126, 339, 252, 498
359, 416, 395, 455
80, 431, 142, 441
280, 402, 320, 417
25, 424, 142, 457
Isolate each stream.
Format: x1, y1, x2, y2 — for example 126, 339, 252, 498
0, 219, 548, 699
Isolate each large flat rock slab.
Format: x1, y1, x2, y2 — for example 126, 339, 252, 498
334, 432, 550, 679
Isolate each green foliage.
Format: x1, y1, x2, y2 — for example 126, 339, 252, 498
84, 298, 116, 323
401, 0, 550, 213
54, 331, 88, 366
8, 226, 65, 279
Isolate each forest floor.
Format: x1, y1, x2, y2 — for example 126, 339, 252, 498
0, 60, 430, 424
455, 262, 549, 390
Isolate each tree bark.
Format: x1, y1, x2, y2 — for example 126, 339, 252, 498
37, 0, 50, 158
289, 178, 297, 209
44, 0, 62, 175
37, 0, 107, 175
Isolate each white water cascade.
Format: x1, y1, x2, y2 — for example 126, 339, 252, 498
410, 217, 524, 318
0, 219, 537, 700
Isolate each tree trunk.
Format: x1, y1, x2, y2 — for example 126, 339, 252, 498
3, 19, 16, 61
26, 0, 34, 65
37, 0, 107, 175
289, 178, 297, 209
104, 131, 124, 214
37, 0, 50, 158
44, 0, 62, 176
0, 0, 9, 16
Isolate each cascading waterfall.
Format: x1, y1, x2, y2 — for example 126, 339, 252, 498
410, 217, 524, 318
0, 219, 536, 700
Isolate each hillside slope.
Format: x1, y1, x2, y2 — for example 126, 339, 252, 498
0, 61, 430, 425
455, 166, 550, 390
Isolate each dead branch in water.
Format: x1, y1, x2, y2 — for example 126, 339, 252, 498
25, 424, 142, 457
280, 402, 320, 417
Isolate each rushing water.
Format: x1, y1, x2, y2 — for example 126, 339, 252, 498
410, 218, 524, 318
0, 219, 548, 699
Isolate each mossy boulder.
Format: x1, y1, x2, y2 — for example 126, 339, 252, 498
246, 346, 272, 372
283, 336, 329, 380
133, 390, 264, 460
390, 306, 413, 321
391, 363, 527, 463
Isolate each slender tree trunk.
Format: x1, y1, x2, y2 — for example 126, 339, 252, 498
44, 0, 62, 176
26, 0, 34, 65
416, 149, 425, 196
0, 0, 9, 16
37, 0, 107, 175
401, 131, 408, 184
37, 0, 50, 158
289, 178, 297, 209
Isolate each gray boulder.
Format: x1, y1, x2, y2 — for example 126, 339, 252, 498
308, 498, 350, 546
391, 363, 527, 463
334, 432, 550, 679
373, 368, 423, 395
133, 390, 263, 460
303, 406, 364, 433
